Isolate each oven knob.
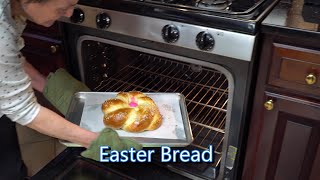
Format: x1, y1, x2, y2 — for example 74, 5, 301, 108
196, 32, 215, 51
96, 13, 111, 29
70, 8, 85, 23
162, 25, 179, 43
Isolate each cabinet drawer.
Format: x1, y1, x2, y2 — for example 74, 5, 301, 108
269, 43, 320, 97
21, 34, 66, 76
24, 21, 62, 39
22, 34, 63, 56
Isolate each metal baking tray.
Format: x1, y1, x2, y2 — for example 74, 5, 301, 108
60, 92, 193, 147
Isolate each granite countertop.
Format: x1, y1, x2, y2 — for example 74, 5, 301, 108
262, 0, 320, 38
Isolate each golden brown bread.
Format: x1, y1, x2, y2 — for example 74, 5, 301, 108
101, 91, 163, 132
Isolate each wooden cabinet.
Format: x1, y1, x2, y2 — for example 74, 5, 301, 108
21, 21, 66, 76
21, 21, 67, 113
242, 34, 320, 180
268, 43, 320, 98
257, 93, 320, 180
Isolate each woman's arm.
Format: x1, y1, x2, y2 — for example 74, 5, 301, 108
22, 59, 97, 147
27, 106, 98, 148
22, 60, 47, 93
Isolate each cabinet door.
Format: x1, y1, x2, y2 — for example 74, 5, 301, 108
254, 93, 320, 180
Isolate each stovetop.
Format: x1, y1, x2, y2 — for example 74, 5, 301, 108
78, 0, 279, 34
145, 0, 265, 14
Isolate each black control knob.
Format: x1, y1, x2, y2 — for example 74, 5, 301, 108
196, 32, 215, 51
96, 13, 111, 29
70, 8, 85, 23
162, 25, 179, 43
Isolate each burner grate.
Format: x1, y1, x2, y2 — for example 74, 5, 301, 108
145, 0, 269, 15
198, 0, 230, 11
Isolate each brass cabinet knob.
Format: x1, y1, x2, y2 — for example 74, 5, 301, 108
305, 73, 317, 85
50, 45, 59, 54
264, 100, 274, 111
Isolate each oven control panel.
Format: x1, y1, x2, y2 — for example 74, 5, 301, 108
61, 5, 257, 61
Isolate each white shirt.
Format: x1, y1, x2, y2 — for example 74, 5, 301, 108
0, 0, 40, 125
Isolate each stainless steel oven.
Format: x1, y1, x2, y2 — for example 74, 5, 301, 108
60, 0, 278, 179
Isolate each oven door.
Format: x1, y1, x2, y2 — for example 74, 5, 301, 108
32, 148, 191, 180
62, 22, 255, 180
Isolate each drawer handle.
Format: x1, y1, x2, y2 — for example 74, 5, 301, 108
50, 45, 59, 54
305, 73, 317, 85
264, 100, 274, 111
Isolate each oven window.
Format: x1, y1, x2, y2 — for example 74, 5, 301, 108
57, 159, 132, 180
81, 40, 228, 179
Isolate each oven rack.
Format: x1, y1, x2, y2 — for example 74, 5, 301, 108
94, 53, 228, 155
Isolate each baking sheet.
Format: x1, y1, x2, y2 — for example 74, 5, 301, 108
61, 92, 193, 147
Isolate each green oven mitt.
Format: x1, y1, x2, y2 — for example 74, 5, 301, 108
81, 128, 143, 162
43, 68, 91, 116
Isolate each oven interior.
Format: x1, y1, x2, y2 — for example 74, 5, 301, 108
80, 40, 229, 179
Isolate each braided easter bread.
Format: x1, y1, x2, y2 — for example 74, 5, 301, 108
102, 91, 162, 133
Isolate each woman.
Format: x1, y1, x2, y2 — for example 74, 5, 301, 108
0, 0, 140, 179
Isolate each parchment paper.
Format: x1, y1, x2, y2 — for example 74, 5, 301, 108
79, 93, 186, 140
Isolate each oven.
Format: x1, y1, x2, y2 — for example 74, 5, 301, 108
59, 0, 279, 179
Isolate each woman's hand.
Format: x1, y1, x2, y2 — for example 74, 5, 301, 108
43, 68, 91, 116
81, 128, 142, 161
